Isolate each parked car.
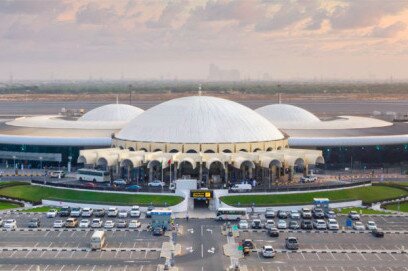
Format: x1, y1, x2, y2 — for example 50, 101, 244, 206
277, 210, 288, 219
372, 229, 384, 238
348, 211, 360, 220
82, 208, 93, 217
91, 219, 103, 228
148, 180, 165, 187
312, 208, 325, 219
4, 219, 17, 230
104, 220, 115, 229
277, 220, 287, 229
28, 218, 40, 228
239, 220, 249, 229
70, 207, 82, 217
264, 220, 275, 230
84, 182, 97, 188
353, 221, 365, 231
261, 245, 275, 258
289, 220, 300, 230
107, 207, 118, 217
46, 209, 58, 218
241, 239, 254, 249
94, 209, 105, 217
127, 185, 142, 191
301, 208, 312, 219
264, 208, 276, 219
230, 183, 252, 192
117, 220, 128, 228
0, 218, 3, 227
268, 227, 279, 237
153, 227, 164, 236
366, 221, 377, 231
129, 220, 141, 228
327, 219, 339, 230
301, 220, 313, 230
113, 179, 127, 186
59, 206, 71, 217
118, 210, 128, 218
130, 206, 141, 217
65, 218, 78, 228
313, 219, 327, 230
285, 237, 299, 250
79, 219, 90, 228
300, 175, 317, 183
251, 219, 262, 229
146, 206, 154, 218
290, 210, 300, 220
325, 210, 336, 219
53, 220, 64, 228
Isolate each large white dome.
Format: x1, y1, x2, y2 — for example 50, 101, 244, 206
256, 104, 320, 129
79, 104, 144, 122
117, 96, 284, 144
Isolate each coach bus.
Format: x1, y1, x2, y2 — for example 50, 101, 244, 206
77, 169, 110, 183
216, 207, 247, 221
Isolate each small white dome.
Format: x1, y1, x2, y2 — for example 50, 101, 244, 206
256, 104, 320, 129
117, 96, 284, 144
80, 104, 144, 122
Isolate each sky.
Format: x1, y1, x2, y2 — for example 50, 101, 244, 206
1, 0, 408, 81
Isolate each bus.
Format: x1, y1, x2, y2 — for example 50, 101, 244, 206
90, 231, 106, 250
77, 169, 110, 183
215, 207, 247, 221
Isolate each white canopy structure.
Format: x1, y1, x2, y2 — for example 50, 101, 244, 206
79, 104, 144, 122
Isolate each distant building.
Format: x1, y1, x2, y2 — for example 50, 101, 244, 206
207, 64, 240, 81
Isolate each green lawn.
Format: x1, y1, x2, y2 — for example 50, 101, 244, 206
0, 184, 184, 206
379, 182, 408, 187
19, 206, 61, 213
221, 186, 408, 206
383, 202, 408, 213
0, 181, 29, 187
0, 201, 20, 210
334, 207, 390, 215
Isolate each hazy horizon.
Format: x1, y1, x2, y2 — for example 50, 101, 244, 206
1, 0, 408, 81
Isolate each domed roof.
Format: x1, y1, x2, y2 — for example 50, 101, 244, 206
117, 96, 284, 144
255, 104, 320, 129
79, 104, 144, 122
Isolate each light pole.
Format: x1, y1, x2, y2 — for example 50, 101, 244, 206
12, 155, 16, 169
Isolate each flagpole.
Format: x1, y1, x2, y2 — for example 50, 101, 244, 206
161, 158, 164, 193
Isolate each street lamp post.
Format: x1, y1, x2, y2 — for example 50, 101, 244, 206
12, 155, 16, 169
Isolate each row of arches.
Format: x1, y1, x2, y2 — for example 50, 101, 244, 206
116, 146, 286, 153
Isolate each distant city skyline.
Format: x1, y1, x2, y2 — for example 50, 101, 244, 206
1, 0, 408, 81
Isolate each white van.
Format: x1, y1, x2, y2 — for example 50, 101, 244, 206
49, 171, 65, 178
230, 183, 252, 192
90, 231, 106, 250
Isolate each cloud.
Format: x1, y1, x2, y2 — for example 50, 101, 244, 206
145, 1, 186, 29
329, 1, 408, 30
75, 2, 118, 25
0, 0, 66, 14
370, 21, 406, 38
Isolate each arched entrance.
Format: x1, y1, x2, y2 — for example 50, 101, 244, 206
178, 160, 196, 179
208, 161, 224, 188
239, 160, 255, 180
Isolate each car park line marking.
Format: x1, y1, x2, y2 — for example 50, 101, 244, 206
359, 252, 367, 261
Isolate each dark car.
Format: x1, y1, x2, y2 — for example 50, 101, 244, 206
84, 182, 97, 188
153, 227, 164, 236
277, 210, 288, 219
28, 218, 40, 228
146, 206, 154, 218
301, 220, 313, 230
285, 237, 299, 250
251, 219, 262, 229
59, 206, 71, 217
94, 209, 105, 217
126, 185, 142, 191
242, 239, 254, 249
268, 228, 279, 237
264, 209, 276, 219
372, 229, 384, 238
312, 208, 325, 219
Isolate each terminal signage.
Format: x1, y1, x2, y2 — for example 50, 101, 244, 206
190, 190, 213, 199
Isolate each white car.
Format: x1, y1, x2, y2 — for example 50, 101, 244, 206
300, 175, 317, 183
261, 245, 276, 258
130, 206, 141, 217
53, 220, 64, 228
230, 183, 252, 192
3, 219, 17, 230
129, 220, 141, 228
79, 219, 90, 228
91, 219, 103, 228
348, 211, 360, 220
46, 209, 58, 218
104, 220, 115, 229
264, 220, 275, 230
277, 220, 287, 229
327, 219, 339, 230
366, 221, 377, 231
313, 219, 327, 230
238, 220, 249, 229
353, 221, 365, 231
148, 180, 165, 187
70, 207, 82, 217
107, 207, 118, 217
118, 210, 128, 218
290, 210, 300, 219
82, 208, 93, 217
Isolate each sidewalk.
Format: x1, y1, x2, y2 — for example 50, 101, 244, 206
173, 209, 215, 219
